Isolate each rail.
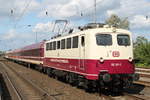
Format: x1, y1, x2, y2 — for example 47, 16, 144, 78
0, 62, 55, 100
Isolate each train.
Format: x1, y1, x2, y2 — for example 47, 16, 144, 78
5, 23, 139, 92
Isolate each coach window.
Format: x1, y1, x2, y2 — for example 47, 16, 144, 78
67, 38, 71, 49
53, 41, 56, 50
57, 41, 60, 49
72, 36, 78, 48
81, 36, 85, 47
50, 42, 52, 50
96, 34, 112, 46
61, 39, 65, 49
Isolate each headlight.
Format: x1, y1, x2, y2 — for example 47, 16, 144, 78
99, 57, 104, 63
129, 57, 133, 62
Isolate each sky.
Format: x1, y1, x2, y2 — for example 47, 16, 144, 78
0, 0, 150, 51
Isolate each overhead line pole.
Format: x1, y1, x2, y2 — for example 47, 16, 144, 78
94, 0, 97, 23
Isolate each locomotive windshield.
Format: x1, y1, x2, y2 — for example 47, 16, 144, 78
117, 34, 130, 46
96, 34, 112, 46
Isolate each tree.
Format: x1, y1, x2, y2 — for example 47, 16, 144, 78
134, 36, 148, 46
134, 36, 150, 66
105, 14, 129, 29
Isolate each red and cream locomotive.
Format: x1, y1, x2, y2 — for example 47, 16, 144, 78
5, 23, 139, 91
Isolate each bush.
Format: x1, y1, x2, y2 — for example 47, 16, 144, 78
134, 36, 150, 67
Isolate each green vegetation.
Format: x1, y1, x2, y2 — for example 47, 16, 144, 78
134, 36, 150, 68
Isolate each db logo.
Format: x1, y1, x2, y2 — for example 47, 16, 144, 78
112, 51, 120, 57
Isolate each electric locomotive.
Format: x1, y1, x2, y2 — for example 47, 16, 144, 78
43, 23, 139, 90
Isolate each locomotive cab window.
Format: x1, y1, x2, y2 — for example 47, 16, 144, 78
117, 34, 130, 46
96, 34, 112, 46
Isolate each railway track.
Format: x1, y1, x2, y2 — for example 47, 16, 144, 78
124, 83, 150, 100
1, 59, 150, 100
98, 91, 149, 100
135, 67, 150, 87
0, 77, 2, 100
1, 72, 22, 100
1, 59, 114, 100
126, 94, 148, 100
136, 68, 150, 77
0, 62, 53, 100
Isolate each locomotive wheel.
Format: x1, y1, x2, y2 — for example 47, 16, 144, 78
67, 73, 77, 86
68, 74, 74, 84
65, 74, 70, 83
47, 68, 53, 77
110, 83, 123, 95
27, 64, 30, 68
84, 80, 96, 92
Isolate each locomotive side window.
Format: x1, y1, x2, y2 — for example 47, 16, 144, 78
81, 36, 85, 47
50, 42, 52, 50
72, 36, 78, 48
61, 39, 65, 49
96, 34, 112, 46
67, 38, 71, 49
117, 34, 130, 46
46, 43, 49, 50
57, 41, 60, 49
53, 41, 56, 50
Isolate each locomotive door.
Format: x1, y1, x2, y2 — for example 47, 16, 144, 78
79, 34, 85, 71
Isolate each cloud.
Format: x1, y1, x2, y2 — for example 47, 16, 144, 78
105, 0, 150, 31
37, 0, 121, 20
38, 0, 81, 18
2, 28, 36, 40
0, 28, 37, 50
32, 22, 53, 33
2, 29, 16, 40
0, 0, 40, 20
32, 21, 76, 39
131, 15, 150, 29
106, 0, 150, 17
34, 0, 150, 36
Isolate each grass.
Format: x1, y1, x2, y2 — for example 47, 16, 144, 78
135, 63, 150, 68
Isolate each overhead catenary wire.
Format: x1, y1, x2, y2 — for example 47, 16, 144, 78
13, 0, 33, 28
44, 0, 103, 22
69, 0, 103, 19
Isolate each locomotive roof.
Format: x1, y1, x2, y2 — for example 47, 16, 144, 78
46, 27, 131, 43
